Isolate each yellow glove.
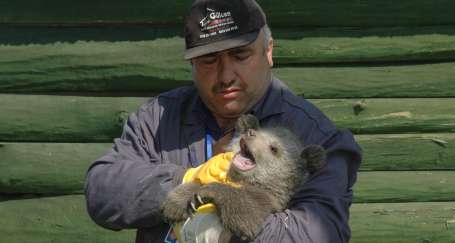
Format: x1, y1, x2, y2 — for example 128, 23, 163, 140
182, 152, 240, 187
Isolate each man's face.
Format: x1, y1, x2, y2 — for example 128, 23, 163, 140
191, 29, 273, 122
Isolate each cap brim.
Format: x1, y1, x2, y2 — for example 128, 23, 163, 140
184, 31, 259, 60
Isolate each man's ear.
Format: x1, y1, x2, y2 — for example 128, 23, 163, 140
235, 114, 260, 134
301, 144, 326, 174
266, 38, 273, 67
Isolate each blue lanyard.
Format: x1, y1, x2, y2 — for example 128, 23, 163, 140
206, 130, 213, 159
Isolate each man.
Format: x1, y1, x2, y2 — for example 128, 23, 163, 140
84, 0, 362, 242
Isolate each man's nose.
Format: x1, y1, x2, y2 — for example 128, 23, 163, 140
217, 55, 236, 85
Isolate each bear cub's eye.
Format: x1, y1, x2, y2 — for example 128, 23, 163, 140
270, 145, 279, 154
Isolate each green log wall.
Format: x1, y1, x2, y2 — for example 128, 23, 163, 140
1, 1, 454, 242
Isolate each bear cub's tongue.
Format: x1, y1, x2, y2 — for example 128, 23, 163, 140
233, 153, 256, 171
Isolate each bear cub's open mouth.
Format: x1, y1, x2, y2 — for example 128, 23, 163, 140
233, 137, 257, 171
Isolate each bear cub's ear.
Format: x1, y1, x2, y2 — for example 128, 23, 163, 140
300, 144, 326, 174
235, 114, 260, 134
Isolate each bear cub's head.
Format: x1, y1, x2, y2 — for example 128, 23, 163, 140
228, 114, 326, 190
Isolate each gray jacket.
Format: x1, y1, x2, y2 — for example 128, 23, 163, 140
84, 78, 362, 243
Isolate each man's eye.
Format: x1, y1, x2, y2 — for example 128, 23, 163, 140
199, 56, 218, 65
234, 53, 250, 61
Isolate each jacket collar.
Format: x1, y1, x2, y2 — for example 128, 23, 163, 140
249, 76, 285, 121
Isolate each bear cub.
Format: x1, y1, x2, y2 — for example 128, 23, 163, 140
161, 114, 326, 241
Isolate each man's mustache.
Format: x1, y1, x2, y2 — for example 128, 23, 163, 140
213, 81, 242, 93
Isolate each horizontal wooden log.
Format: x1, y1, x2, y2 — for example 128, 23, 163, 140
0, 25, 455, 46
0, 94, 143, 142
2, 141, 455, 202
1, 95, 455, 142
2, 35, 455, 97
0, 195, 135, 243
0, 0, 188, 25
3, 61, 455, 98
1, 195, 454, 242
358, 133, 455, 171
350, 201, 455, 243
311, 98, 455, 134
273, 26, 455, 64
1, 133, 453, 194
0, 39, 191, 94
1, 0, 455, 27
0, 26, 184, 45
3, 26, 455, 63
353, 171, 455, 203
275, 62, 455, 98
0, 143, 111, 194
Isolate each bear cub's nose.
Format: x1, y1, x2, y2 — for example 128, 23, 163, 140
247, 129, 256, 137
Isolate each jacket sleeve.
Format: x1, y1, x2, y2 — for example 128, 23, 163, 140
84, 103, 186, 230
251, 130, 362, 243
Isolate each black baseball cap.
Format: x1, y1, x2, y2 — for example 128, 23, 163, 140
184, 0, 267, 59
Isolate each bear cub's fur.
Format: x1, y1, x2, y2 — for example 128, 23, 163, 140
161, 114, 326, 240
